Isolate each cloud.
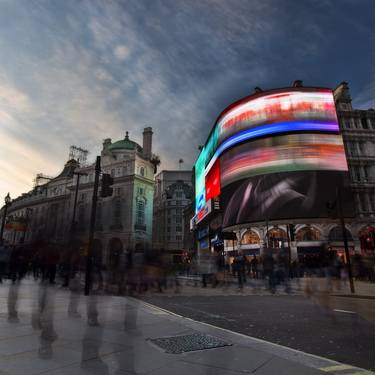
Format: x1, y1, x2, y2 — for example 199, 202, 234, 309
0, 0, 374, 201
114, 45, 130, 61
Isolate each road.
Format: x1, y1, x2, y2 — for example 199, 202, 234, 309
141, 293, 375, 371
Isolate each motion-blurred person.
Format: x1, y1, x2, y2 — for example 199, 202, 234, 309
37, 282, 58, 359
250, 255, 259, 279
235, 251, 247, 289
275, 249, 291, 293
9, 246, 22, 283
7, 281, 20, 322
263, 251, 275, 293
0, 242, 10, 282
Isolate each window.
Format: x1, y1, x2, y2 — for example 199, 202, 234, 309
355, 167, 361, 181
348, 142, 356, 156
176, 216, 182, 223
167, 218, 171, 224
364, 166, 370, 181
117, 168, 121, 176
122, 166, 127, 175
136, 200, 145, 226
176, 191, 183, 198
176, 226, 182, 233
361, 117, 368, 129
113, 199, 122, 225
111, 169, 115, 177
176, 235, 182, 241
140, 167, 145, 177
115, 187, 122, 196
343, 118, 351, 129
138, 187, 144, 195
360, 194, 368, 212
358, 142, 366, 155
167, 226, 171, 233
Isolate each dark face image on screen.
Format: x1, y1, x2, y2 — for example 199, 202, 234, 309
222, 170, 354, 227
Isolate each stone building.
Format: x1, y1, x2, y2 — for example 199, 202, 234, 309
0, 128, 157, 265
152, 170, 193, 261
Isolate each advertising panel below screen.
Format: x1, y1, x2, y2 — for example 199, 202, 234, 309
221, 170, 354, 227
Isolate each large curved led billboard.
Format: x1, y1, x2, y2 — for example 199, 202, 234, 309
194, 86, 353, 226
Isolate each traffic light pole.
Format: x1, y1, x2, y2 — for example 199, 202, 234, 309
84, 156, 101, 296
337, 187, 355, 294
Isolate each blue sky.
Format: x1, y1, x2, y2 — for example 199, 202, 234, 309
0, 0, 374, 199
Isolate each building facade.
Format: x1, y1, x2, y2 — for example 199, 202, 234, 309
152, 170, 193, 259
0, 128, 157, 264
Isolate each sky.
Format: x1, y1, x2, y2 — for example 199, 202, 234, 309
0, 0, 375, 200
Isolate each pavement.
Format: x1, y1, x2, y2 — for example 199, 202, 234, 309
0, 278, 373, 375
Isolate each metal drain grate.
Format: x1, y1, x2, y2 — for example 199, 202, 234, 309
148, 333, 231, 354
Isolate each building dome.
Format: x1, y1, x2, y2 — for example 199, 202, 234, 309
108, 131, 143, 152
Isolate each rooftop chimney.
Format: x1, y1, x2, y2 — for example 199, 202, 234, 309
102, 138, 112, 155
143, 127, 153, 160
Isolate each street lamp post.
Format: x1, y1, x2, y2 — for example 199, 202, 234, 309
0, 193, 11, 245
70, 171, 88, 240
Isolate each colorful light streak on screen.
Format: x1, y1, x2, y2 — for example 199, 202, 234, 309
194, 88, 340, 213
220, 133, 348, 188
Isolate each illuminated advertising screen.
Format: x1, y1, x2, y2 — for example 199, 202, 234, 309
194, 87, 354, 226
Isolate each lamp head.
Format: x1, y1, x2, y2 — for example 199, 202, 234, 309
4, 193, 11, 205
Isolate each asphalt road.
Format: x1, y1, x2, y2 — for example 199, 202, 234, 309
141, 294, 375, 371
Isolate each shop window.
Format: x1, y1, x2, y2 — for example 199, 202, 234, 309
295, 226, 320, 241
241, 230, 260, 245
328, 226, 353, 241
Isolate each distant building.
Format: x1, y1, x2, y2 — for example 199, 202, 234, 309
152, 170, 193, 260
0, 128, 158, 265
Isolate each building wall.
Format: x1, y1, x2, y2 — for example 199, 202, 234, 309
152, 170, 193, 251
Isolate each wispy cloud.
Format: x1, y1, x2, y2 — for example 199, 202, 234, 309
0, 0, 374, 199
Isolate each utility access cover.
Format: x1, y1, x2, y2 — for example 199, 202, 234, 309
148, 333, 231, 354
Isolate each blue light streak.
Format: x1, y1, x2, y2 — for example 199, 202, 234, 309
205, 121, 339, 174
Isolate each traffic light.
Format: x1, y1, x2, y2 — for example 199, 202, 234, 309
101, 173, 114, 197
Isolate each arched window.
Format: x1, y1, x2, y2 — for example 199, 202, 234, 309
295, 226, 320, 241
241, 230, 260, 245
328, 226, 353, 241
267, 227, 287, 248
140, 167, 145, 177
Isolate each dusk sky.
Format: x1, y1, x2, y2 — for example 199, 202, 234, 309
1, 0, 374, 200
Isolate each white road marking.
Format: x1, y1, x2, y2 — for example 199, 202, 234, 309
333, 309, 357, 314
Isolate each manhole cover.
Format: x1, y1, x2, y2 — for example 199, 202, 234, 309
148, 333, 231, 354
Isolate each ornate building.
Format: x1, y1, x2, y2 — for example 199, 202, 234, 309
0, 128, 157, 264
